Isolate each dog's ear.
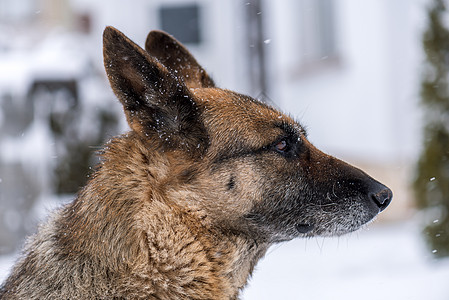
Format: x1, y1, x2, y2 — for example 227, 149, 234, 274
103, 26, 208, 154
145, 30, 215, 89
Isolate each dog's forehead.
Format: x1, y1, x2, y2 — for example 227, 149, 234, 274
191, 88, 302, 145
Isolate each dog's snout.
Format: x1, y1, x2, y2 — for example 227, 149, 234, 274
369, 185, 392, 212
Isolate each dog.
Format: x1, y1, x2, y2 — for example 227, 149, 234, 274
0, 27, 392, 299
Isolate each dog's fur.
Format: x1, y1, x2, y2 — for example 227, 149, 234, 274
0, 27, 392, 299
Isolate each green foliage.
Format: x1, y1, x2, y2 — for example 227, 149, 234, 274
414, 0, 449, 258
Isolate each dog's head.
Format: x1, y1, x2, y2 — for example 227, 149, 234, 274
103, 27, 392, 243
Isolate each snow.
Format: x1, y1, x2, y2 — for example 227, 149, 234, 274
0, 255, 17, 285
0, 220, 448, 298
242, 221, 449, 300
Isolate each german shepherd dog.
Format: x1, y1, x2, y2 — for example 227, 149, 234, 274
0, 27, 392, 299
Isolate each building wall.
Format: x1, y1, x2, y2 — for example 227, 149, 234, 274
265, 0, 424, 160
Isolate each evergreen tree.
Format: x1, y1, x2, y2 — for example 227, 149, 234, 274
414, 0, 449, 258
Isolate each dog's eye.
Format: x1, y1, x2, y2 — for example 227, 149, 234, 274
274, 140, 289, 153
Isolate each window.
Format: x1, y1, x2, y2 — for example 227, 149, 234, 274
159, 4, 202, 45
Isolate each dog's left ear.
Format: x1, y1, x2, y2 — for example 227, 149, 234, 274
103, 26, 208, 154
145, 30, 215, 89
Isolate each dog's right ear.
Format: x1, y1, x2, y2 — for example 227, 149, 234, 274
103, 26, 208, 154
145, 30, 215, 89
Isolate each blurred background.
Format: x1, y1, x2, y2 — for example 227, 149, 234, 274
0, 0, 448, 299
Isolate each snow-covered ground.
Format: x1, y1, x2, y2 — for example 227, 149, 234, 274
242, 221, 449, 300
0, 220, 448, 299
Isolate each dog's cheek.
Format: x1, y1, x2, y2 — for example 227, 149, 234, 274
234, 156, 309, 239
204, 159, 266, 225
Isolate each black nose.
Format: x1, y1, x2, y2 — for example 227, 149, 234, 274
369, 186, 393, 212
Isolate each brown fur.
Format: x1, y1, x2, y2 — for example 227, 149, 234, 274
0, 27, 392, 299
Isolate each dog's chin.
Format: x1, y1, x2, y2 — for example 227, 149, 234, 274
243, 200, 380, 242
294, 214, 378, 238
257, 215, 377, 243
291, 197, 382, 238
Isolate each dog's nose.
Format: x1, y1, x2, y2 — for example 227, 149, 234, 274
369, 185, 393, 212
